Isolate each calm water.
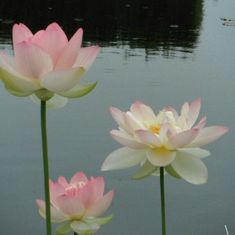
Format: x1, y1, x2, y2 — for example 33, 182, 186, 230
0, 0, 235, 234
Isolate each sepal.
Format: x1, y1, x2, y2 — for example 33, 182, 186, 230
132, 160, 157, 180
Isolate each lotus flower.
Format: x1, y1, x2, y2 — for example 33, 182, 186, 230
36, 172, 114, 235
101, 98, 228, 184
0, 22, 99, 107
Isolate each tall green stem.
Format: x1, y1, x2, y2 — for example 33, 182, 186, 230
41, 101, 51, 235
160, 167, 166, 235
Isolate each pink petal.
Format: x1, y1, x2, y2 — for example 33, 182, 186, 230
36, 199, 45, 210
15, 41, 53, 79
55, 28, 83, 69
86, 190, 114, 217
41, 67, 85, 92
76, 181, 94, 208
32, 30, 45, 44
32, 22, 68, 64
188, 98, 201, 128
147, 148, 176, 167
77, 177, 105, 208
57, 176, 69, 188
88, 177, 105, 203
168, 128, 199, 149
56, 195, 85, 218
135, 130, 161, 147
12, 23, 33, 48
194, 116, 206, 129
130, 101, 156, 124
110, 130, 146, 149
50, 180, 66, 204
188, 126, 229, 147
73, 46, 100, 70
36, 199, 67, 222
70, 172, 88, 184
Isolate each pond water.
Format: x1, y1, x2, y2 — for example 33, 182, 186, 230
0, 0, 235, 234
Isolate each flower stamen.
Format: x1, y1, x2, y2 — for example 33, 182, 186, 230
149, 125, 160, 134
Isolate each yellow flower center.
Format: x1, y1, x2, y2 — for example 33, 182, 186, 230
153, 146, 169, 154
149, 125, 160, 134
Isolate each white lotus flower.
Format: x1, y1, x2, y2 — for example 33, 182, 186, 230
102, 98, 229, 184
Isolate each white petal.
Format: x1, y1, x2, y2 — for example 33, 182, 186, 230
71, 221, 99, 235
147, 148, 176, 167
30, 94, 68, 109
0, 53, 39, 95
181, 102, 189, 117
188, 98, 201, 128
164, 106, 179, 119
109, 107, 132, 134
189, 126, 229, 147
111, 130, 145, 149
171, 153, 208, 184
135, 130, 161, 147
168, 128, 199, 149
36, 199, 67, 223
101, 147, 146, 171
124, 111, 145, 131
130, 101, 156, 124
41, 67, 85, 92
0, 68, 38, 96
177, 148, 210, 159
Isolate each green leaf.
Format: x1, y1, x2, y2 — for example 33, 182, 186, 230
59, 82, 97, 98
165, 165, 181, 179
132, 161, 157, 180
56, 222, 71, 235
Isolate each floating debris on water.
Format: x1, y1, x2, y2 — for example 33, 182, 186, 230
220, 17, 235, 26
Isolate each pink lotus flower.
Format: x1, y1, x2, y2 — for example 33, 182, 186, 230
101, 98, 229, 184
0, 22, 99, 107
36, 172, 114, 235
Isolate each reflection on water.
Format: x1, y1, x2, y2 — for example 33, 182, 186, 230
0, 0, 203, 59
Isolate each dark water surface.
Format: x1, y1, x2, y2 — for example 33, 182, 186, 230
0, 0, 235, 234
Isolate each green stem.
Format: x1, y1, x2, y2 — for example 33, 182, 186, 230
41, 101, 51, 235
160, 167, 166, 235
